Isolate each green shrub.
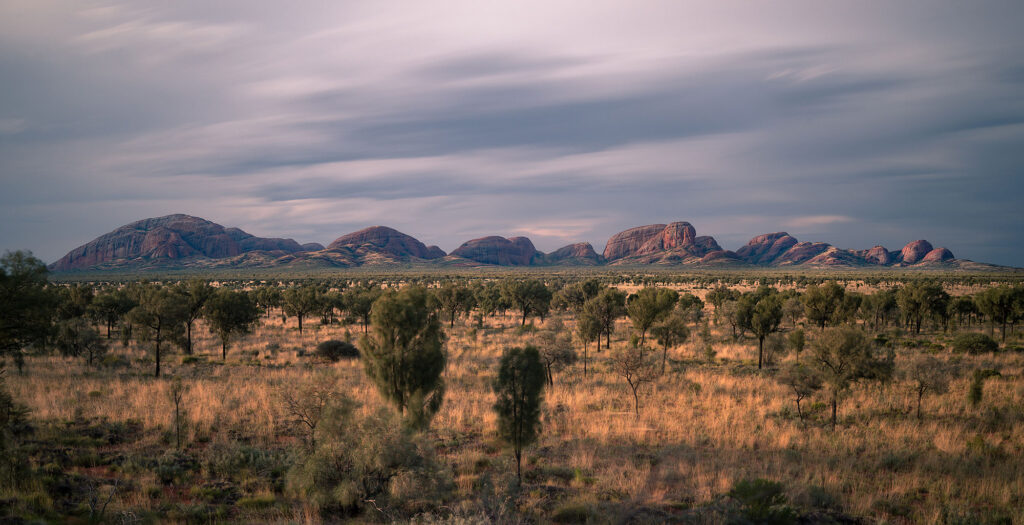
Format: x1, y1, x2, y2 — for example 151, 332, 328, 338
552, 502, 595, 523
727, 478, 797, 524
315, 340, 360, 362
285, 406, 453, 518
952, 333, 999, 354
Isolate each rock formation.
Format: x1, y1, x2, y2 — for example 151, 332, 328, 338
860, 245, 895, 265
450, 236, 540, 266
921, 247, 954, 263
327, 226, 445, 260
49, 214, 304, 271
602, 222, 722, 263
735, 233, 799, 265
898, 240, 934, 265
47, 214, 976, 271
541, 242, 602, 265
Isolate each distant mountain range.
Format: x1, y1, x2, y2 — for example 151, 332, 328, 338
47, 214, 1005, 272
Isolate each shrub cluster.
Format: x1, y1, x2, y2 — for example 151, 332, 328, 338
315, 340, 360, 362
951, 333, 999, 354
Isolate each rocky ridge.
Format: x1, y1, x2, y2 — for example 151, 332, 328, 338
49, 215, 307, 271
49, 215, 991, 271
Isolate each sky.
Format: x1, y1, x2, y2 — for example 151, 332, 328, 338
1, 1, 1023, 266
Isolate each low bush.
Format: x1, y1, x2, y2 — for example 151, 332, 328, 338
727, 478, 797, 524
951, 333, 999, 354
286, 404, 453, 519
315, 340, 360, 362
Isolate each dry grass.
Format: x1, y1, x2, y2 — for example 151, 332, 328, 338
6, 283, 1024, 523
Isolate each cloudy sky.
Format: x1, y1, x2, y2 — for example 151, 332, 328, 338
1, 1, 1023, 266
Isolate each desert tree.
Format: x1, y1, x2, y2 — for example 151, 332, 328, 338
612, 344, 659, 418
88, 288, 136, 340
949, 295, 979, 329
472, 282, 506, 322
434, 282, 476, 328
280, 374, 349, 447
282, 285, 321, 334
901, 354, 952, 421
344, 285, 383, 333
492, 345, 546, 482
788, 328, 805, 362
807, 326, 894, 430
128, 284, 187, 378
582, 287, 627, 349
204, 288, 261, 360
254, 285, 282, 319
318, 290, 344, 325
777, 362, 822, 425
176, 279, 214, 355
803, 282, 845, 329
861, 289, 897, 331
0, 366, 32, 491
721, 300, 742, 339
55, 318, 107, 366
650, 310, 689, 374
55, 283, 94, 321
626, 287, 679, 346
968, 368, 1000, 408
896, 281, 949, 334
168, 377, 187, 450
836, 292, 864, 326
0, 251, 55, 371
361, 286, 447, 430
762, 333, 788, 368
782, 296, 804, 328
738, 289, 783, 369
706, 284, 738, 325
975, 285, 1017, 341
552, 279, 604, 317
534, 320, 577, 386
500, 279, 552, 326
676, 293, 705, 328
576, 309, 602, 377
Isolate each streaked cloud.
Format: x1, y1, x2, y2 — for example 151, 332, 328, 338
0, 1, 1022, 265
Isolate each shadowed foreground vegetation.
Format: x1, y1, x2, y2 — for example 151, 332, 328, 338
1, 251, 1023, 523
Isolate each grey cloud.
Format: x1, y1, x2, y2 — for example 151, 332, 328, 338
1, 1, 1023, 266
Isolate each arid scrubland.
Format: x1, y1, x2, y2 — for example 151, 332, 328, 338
2, 270, 1023, 524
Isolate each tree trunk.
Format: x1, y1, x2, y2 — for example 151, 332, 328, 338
186, 322, 193, 355
830, 395, 837, 431
916, 389, 924, 421
223, 339, 228, 361
757, 336, 764, 369
155, 340, 161, 378
583, 342, 588, 378
297, 315, 303, 334
661, 345, 668, 375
